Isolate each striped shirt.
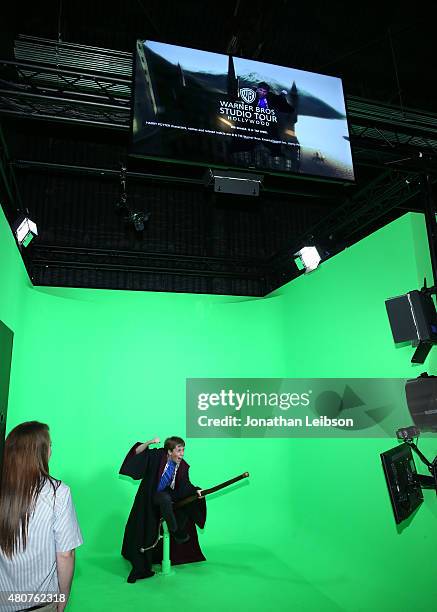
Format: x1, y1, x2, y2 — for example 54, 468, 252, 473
0, 480, 83, 612
157, 460, 178, 491
159, 460, 179, 490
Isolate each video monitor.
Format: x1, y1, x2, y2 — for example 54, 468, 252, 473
381, 443, 423, 524
132, 40, 355, 182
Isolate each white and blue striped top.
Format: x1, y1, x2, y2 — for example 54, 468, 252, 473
0, 480, 83, 612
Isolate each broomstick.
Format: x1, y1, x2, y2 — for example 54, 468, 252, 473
140, 472, 249, 552
174, 471, 249, 508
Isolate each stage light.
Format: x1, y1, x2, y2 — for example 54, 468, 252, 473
294, 246, 321, 273
127, 211, 150, 232
13, 215, 38, 247
116, 164, 150, 231
396, 425, 421, 441
405, 373, 437, 433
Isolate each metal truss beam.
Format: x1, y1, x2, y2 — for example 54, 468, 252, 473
265, 169, 425, 292
0, 59, 131, 102
0, 124, 23, 213
0, 37, 437, 162
11, 159, 338, 199
29, 244, 266, 282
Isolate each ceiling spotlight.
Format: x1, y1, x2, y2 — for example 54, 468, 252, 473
294, 246, 321, 274
13, 215, 38, 247
127, 211, 150, 232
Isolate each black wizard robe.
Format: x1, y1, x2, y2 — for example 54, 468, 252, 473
119, 443, 207, 574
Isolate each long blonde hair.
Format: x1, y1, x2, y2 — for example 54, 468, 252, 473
0, 421, 60, 558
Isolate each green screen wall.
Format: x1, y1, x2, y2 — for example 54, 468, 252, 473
0, 205, 32, 434
2, 204, 436, 612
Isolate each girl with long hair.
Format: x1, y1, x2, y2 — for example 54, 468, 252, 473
0, 422, 82, 612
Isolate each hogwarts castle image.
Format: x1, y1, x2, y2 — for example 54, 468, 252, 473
133, 41, 353, 180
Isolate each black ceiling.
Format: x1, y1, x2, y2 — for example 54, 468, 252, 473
1, 1, 436, 296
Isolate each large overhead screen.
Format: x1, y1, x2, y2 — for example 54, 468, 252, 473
132, 40, 355, 182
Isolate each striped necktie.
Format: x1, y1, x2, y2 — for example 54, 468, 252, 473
157, 461, 176, 491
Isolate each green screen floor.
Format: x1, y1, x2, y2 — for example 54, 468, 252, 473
70, 547, 344, 612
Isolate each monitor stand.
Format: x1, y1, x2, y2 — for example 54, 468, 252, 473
405, 440, 437, 493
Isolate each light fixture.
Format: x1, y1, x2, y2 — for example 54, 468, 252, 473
13, 215, 38, 247
405, 373, 437, 433
294, 246, 321, 273
205, 169, 263, 196
127, 211, 150, 232
116, 163, 151, 232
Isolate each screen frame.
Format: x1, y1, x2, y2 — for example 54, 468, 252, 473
381, 442, 423, 524
130, 39, 356, 186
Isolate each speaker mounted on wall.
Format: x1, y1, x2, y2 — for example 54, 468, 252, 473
385, 290, 437, 363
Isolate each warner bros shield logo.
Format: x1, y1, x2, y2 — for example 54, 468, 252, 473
239, 88, 256, 104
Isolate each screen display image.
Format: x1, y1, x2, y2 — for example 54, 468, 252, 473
132, 41, 355, 182
381, 443, 423, 525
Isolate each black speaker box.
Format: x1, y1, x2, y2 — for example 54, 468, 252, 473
385, 290, 437, 344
